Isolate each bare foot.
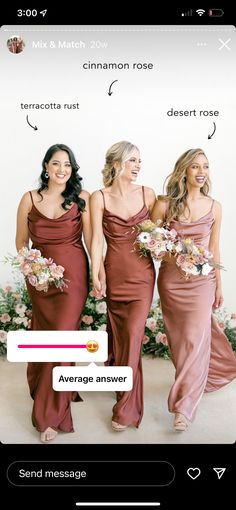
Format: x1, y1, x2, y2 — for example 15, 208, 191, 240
40, 427, 58, 443
174, 413, 188, 431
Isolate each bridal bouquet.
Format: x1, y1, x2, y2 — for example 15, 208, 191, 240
135, 220, 223, 278
5, 247, 68, 292
135, 219, 178, 260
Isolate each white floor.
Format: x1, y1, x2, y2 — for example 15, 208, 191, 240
0, 357, 235, 444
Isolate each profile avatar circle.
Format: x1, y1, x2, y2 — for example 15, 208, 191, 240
7, 36, 25, 54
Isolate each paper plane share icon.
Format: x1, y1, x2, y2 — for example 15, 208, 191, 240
213, 468, 226, 479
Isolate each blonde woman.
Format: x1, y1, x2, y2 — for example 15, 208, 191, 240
151, 149, 236, 431
90, 141, 155, 430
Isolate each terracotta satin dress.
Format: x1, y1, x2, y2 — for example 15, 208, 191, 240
26, 192, 89, 432
158, 200, 236, 422
101, 187, 155, 427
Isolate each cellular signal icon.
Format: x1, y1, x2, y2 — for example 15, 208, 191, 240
181, 9, 193, 16
196, 9, 206, 16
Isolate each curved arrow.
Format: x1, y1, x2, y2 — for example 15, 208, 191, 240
108, 79, 118, 96
26, 115, 38, 131
208, 122, 216, 139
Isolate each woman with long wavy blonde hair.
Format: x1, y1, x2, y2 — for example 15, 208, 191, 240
151, 148, 236, 431
90, 141, 156, 431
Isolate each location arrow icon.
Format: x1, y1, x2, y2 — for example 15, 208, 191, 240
213, 468, 226, 479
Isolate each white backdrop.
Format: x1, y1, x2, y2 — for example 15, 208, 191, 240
0, 25, 235, 311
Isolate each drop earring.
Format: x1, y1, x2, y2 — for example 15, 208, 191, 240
45, 171, 49, 178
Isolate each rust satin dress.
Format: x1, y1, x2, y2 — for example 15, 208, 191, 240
101, 187, 155, 427
26, 192, 89, 432
158, 200, 236, 422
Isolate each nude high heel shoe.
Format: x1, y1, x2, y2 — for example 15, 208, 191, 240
40, 427, 58, 443
174, 413, 188, 431
111, 420, 127, 431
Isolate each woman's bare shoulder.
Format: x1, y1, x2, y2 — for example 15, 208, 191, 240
80, 189, 90, 200
90, 189, 105, 209
90, 189, 103, 198
212, 198, 221, 208
150, 196, 168, 221
143, 186, 156, 198
30, 189, 42, 203
20, 190, 35, 204
212, 198, 222, 216
155, 196, 169, 209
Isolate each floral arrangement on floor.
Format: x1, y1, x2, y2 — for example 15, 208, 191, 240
80, 289, 107, 331
142, 301, 170, 359
213, 307, 236, 352
0, 280, 235, 358
0, 281, 32, 356
135, 219, 224, 278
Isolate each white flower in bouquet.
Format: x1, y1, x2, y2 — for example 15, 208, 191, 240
201, 263, 213, 276
135, 220, 225, 279
96, 301, 107, 314
138, 232, 152, 243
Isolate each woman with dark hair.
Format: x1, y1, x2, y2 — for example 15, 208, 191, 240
151, 149, 236, 431
16, 144, 91, 442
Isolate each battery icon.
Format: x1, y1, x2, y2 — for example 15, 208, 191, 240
209, 9, 224, 17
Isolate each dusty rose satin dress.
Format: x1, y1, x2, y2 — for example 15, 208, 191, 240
101, 187, 155, 427
26, 192, 89, 432
158, 200, 236, 422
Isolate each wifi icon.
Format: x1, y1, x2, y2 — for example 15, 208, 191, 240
196, 9, 205, 16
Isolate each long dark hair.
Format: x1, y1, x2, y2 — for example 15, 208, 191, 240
37, 144, 85, 211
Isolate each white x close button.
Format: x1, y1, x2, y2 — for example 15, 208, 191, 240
218, 38, 231, 50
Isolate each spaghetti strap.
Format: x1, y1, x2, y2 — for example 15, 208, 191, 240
210, 199, 214, 211
29, 191, 34, 205
100, 189, 106, 208
142, 186, 146, 207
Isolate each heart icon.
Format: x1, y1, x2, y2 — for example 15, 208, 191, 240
187, 467, 201, 480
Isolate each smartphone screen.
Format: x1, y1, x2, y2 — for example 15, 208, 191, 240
0, 6, 235, 509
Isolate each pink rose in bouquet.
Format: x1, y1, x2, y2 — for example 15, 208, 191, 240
6, 247, 68, 292
136, 220, 224, 279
